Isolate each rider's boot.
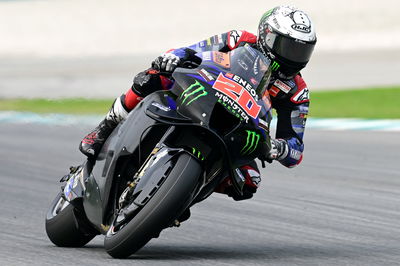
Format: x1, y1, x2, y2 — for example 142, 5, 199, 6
79, 96, 129, 158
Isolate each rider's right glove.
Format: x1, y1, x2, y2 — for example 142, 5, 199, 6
152, 52, 181, 73
152, 48, 200, 74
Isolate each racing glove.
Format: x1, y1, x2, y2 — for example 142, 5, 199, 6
152, 48, 200, 73
152, 52, 181, 73
268, 138, 288, 161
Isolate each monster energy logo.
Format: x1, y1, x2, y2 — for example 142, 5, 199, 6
271, 61, 280, 71
261, 8, 274, 21
241, 130, 260, 155
192, 147, 205, 161
180, 80, 208, 105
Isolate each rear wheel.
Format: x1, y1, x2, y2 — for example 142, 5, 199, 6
45, 193, 97, 247
104, 153, 202, 258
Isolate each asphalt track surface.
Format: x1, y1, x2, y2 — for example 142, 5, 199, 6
1, 123, 400, 266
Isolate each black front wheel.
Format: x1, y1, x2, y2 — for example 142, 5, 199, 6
45, 193, 97, 247
104, 153, 202, 258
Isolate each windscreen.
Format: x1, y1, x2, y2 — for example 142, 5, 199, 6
228, 45, 272, 98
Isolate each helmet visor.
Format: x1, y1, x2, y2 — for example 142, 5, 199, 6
265, 31, 315, 63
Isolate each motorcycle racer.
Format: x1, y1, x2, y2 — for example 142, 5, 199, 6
79, 6, 317, 201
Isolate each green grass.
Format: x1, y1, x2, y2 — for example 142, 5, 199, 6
0, 98, 113, 115
0, 87, 399, 119
310, 87, 400, 119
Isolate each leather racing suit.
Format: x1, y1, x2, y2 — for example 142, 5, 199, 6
130, 30, 309, 168
89, 30, 310, 200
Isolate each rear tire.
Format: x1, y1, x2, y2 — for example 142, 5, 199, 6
45, 193, 96, 247
104, 153, 202, 258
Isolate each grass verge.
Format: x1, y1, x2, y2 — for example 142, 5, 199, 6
0, 87, 399, 119
0, 98, 113, 115
309, 87, 400, 119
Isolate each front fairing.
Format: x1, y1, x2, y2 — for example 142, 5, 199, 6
169, 45, 273, 166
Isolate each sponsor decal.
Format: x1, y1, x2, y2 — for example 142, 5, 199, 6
215, 91, 249, 122
250, 78, 258, 85
230, 73, 258, 99
212, 73, 261, 119
73, 175, 79, 188
291, 87, 310, 104
271, 61, 280, 71
199, 41, 206, 47
180, 80, 208, 105
63, 176, 75, 200
290, 149, 302, 160
290, 11, 312, 33
274, 79, 292, 94
299, 105, 309, 113
151, 102, 171, 112
286, 79, 296, 87
212, 51, 231, 68
248, 169, 261, 186
235, 168, 246, 182
292, 24, 311, 33
191, 147, 205, 161
238, 59, 249, 71
225, 72, 234, 79
262, 89, 272, 110
253, 56, 260, 75
272, 18, 281, 29
261, 8, 274, 21
228, 30, 243, 49
299, 113, 308, 119
206, 38, 212, 46
258, 119, 269, 132
202, 51, 212, 61
268, 86, 280, 97
212, 35, 218, 45
218, 34, 223, 44
212, 34, 223, 45
197, 68, 214, 82
241, 130, 260, 155
245, 43, 257, 58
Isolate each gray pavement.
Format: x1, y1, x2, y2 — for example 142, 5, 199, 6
0, 123, 399, 265
1, 48, 400, 99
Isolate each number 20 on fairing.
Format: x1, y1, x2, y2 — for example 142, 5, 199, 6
212, 73, 261, 119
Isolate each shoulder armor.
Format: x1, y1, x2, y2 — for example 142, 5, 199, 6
290, 75, 310, 104
227, 30, 257, 50
268, 75, 310, 104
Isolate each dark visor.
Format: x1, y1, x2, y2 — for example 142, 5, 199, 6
266, 32, 315, 63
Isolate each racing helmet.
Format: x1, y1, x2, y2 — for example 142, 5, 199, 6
257, 6, 317, 79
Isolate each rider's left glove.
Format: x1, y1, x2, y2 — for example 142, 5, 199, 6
267, 138, 288, 162
259, 138, 288, 163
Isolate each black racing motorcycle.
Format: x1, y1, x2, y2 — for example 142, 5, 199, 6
45, 44, 273, 258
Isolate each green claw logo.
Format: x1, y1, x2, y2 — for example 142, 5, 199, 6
261, 8, 274, 21
192, 147, 205, 161
180, 80, 208, 105
241, 130, 260, 155
271, 61, 280, 71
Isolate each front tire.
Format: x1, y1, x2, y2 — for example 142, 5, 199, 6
45, 193, 97, 247
104, 153, 202, 258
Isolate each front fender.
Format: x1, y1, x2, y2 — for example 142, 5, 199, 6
133, 146, 204, 208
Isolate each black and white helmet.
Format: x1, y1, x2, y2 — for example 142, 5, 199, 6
257, 6, 317, 79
